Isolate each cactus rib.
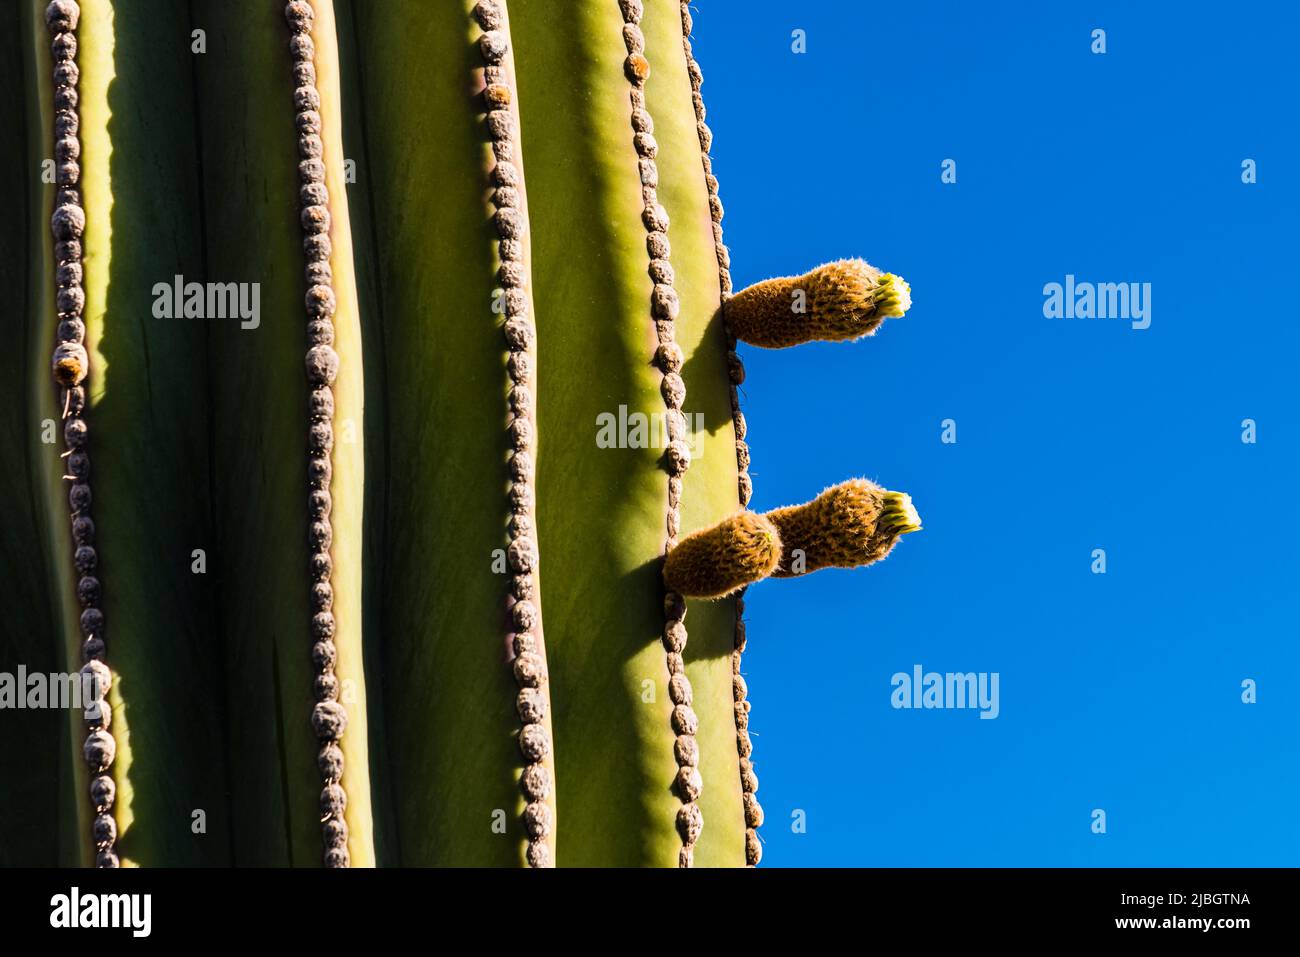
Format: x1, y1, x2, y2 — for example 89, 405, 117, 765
41, 0, 119, 870
284, 0, 350, 869
472, 0, 556, 869
676, 1, 764, 865
726, 259, 912, 349
618, 0, 703, 868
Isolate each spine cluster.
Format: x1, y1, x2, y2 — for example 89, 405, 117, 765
618, 0, 702, 868
45, 0, 120, 870
677, 1, 763, 866
283, 0, 349, 869
473, 0, 554, 869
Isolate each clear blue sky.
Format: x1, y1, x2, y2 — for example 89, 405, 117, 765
694, 0, 1300, 866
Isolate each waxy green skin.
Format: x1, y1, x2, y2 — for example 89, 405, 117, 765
0, 2, 71, 867
0, 0, 909, 867
485, 0, 747, 867
512, 0, 749, 866
346, 0, 745, 866
1, 0, 225, 867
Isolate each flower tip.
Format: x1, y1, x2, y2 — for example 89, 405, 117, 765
874, 273, 911, 319
880, 491, 922, 534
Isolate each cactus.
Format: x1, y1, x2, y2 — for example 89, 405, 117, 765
0, 0, 918, 868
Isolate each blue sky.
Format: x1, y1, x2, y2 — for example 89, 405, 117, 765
693, 0, 1300, 865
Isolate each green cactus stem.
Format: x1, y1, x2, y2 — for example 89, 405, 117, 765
0, 0, 923, 868
726, 259, 912, 348
196, 0, 376, 868
615, 0, 711, 868
0, 1, 70, 869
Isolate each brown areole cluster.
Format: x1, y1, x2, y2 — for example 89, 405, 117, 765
676, 0, 767, 865
44, 0, 120, 871
472, 0, 556, 870
284, 0, 350, 869
617, 0, 707, 869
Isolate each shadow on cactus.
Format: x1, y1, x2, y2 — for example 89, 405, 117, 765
0, 0, 919, 869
